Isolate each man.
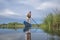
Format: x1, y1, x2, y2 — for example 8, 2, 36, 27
23, 11, 32, 32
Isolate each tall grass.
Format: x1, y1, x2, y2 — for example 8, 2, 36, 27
40, 12, 60, 36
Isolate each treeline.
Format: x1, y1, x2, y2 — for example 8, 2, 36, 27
40, 13, 60, 36
0, 22, 24, 29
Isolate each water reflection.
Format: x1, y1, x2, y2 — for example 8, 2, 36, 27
0, 29, 60, 40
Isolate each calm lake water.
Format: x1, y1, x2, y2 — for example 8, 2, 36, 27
0, 28, 60, 40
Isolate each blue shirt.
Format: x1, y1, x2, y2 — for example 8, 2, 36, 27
23, 21, 32, 32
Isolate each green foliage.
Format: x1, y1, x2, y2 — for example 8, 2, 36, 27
0, 22, 24, 29
40, 13, 60, 36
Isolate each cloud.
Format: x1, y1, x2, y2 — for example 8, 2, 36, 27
19, 0, 41, 8
0, 0, 60, 24
0, 9, 26, 20
36, 2, 60, 10
0, 9, 16, 16
19, 0, 60, 10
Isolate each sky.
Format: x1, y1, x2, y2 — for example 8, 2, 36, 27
0, 0, 60, 24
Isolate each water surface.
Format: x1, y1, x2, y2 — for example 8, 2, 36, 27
0, 29, 60, 40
